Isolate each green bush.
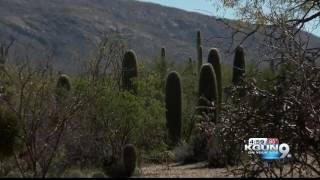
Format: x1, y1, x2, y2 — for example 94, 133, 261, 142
180, 60, 197, 140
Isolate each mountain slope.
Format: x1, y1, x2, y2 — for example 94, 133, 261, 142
0, 0, 319, 72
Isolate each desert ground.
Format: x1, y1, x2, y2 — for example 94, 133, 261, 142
137, 162, 237, 178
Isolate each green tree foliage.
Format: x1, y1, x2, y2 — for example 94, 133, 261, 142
180, 59, 197, 138
217, 0, 320, 28
148, 47, 175, 94
95, 77, 165, 154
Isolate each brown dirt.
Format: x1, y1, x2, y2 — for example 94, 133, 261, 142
136, 161, 320, 178
137, 162, 238, 178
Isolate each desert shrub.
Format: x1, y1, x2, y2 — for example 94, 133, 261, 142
203, 59, 320, 177
0, 33, 169, 177
172, 141, 194, 163
63, 62, 166, 172
0, 61, 86, 178
180, 59, 198, 139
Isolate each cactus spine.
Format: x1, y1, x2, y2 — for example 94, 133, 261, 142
122, 144, 137, 177
165, 71, 182, 146
122, 50, 138, 91
232, 46, 246, 85
207, 48, 222, 104
197, 31, 203, 75
198, 64, 218, 122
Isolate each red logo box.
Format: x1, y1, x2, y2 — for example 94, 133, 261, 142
267, 138, 279, 144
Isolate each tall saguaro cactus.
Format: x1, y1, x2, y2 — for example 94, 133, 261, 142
207, 48, 222, 104
165, 71, 182, 146
122, 50, 138, 91
122, 144, 137, 177
232, 46, 246, 85
196, 31, 203, 74
198, 64, 218, 122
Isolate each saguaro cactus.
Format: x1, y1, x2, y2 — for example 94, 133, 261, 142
198, 64, 218, 122
122, 50, 138, 91
0, 107, 19, 159
122, 144, 137, 177
197, 31, 203, 74
161, 47, 166, 59
56, 74, 71, 97
159, 47, 168, 92
165, 71, 182, 146
232, 46, 246, 85
207, 48, 222, 104
160, 47, 167, 76
197, 31, 202, 48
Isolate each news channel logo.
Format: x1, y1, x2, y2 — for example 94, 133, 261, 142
244, 138, 291, 160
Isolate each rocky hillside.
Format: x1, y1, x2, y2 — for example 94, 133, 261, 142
0, 0, 319, 72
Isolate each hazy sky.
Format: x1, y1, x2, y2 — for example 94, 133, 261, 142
138, 0, 320, 37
